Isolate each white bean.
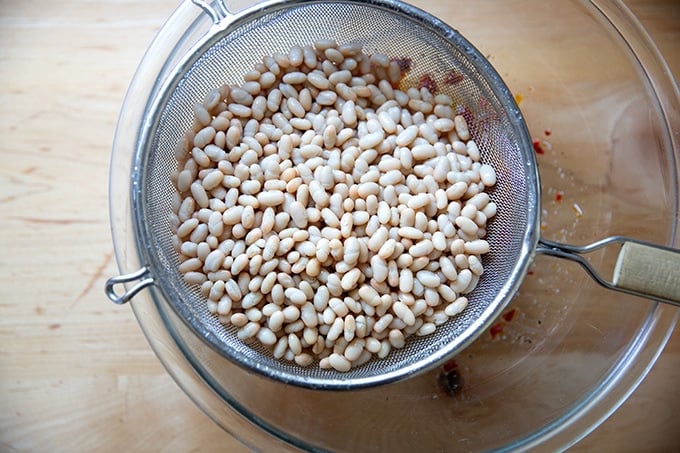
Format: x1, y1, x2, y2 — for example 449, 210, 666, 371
409, 240, 434, 257
479, 163, 497, 186
451, 269, 473, 293
285, 287, 307, 305
392, 301, 416, 326
464, 239, 490, 255
455, 216, 478, 235
444, 297, 468, 317
416, 270, 440, 288
328, 353, 351, 372
344, 338, 365, 362
411, 144, 436, 160
454, 115, 470, 141
417, 322, 436, 336
256, 327, 277, 345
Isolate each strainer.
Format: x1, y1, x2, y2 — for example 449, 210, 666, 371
105, 0, 680, 390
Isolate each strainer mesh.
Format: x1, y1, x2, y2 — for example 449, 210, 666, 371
135, 0, 536, 387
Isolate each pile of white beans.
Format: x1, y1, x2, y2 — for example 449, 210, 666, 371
171, 40, 497, 372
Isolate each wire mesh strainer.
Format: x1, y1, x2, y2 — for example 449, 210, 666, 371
106, 0, 680, 390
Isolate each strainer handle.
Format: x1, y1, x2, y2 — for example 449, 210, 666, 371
105, 267, 155, 305
612, 241, 680, 304
537, 237, 680, 306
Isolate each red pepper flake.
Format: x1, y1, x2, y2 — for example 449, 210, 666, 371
490, 323, 503, 339
419, 73, 438, 94
443, 69, 465, 85
544, 129, 552, 136
391, 57, 412, 73
533, 138, 545, 154
442, 359, 458, 373
527, 270, 534, 275
502, 309, 516, 323
555, 191, 563, 203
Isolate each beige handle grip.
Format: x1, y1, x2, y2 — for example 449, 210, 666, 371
613, 241, 680, 305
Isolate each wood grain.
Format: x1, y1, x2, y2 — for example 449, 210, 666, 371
0, 1, 677, 452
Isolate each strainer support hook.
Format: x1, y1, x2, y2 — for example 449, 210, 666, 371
105, 267, 155, 305
191, 0, 232, 24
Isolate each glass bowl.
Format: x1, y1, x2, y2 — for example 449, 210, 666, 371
108, 0, 679, 450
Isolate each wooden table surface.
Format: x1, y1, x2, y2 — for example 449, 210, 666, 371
1, 1, 678, 451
